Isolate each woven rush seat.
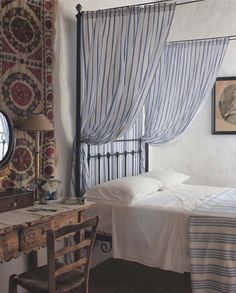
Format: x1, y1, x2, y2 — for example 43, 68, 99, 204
14, 261, 85, 292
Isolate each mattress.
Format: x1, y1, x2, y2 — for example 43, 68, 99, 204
86, 184, 229, 273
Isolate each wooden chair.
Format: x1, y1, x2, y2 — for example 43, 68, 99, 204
9, 216, 99, 293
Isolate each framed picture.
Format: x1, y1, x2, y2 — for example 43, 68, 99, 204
212, 76, 236, 134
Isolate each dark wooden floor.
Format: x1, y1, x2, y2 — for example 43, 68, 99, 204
89, 259, 192, 293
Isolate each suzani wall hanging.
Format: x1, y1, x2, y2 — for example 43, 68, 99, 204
0, 0, 57, 188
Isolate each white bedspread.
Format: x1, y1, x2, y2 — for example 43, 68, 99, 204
86, 184, 229, 273
112, 184, 228, 273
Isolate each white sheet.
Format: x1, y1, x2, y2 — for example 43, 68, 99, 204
86, 184, 229, 273
86, 201, 113, 233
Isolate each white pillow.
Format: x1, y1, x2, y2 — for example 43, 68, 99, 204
140, 170, 189, 190
85, 175, 164, 204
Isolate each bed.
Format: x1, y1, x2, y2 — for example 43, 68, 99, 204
74, 4, 233, 292
81, 133, 236, 293
85, 178, 230, 273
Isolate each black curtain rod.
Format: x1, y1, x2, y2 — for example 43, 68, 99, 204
177, 0, 205, 6
166, 34, 236, 44
77, 0, 205, 13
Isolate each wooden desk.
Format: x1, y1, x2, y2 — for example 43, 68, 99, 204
0, 201, 94, 263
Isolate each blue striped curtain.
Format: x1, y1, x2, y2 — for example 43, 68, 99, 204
88, 118, 143, 188
142, 38, 229, 145
76, 3, 175, 194
70, 115, 143, 196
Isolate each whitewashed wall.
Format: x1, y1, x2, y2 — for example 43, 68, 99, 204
1, 0, 236, 292
55, 0, 236, 193
150, 0, 236, 187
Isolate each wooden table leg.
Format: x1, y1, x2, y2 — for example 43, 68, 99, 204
27, 251, 38, 293
28, 251, 38, 270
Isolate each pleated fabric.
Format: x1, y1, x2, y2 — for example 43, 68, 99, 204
81, 3, 175, 144
142, 38, 229, 145
76, 3, 175, 194
88, 118, 143, 189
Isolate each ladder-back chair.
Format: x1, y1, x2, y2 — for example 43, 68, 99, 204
9, 216, 99, 293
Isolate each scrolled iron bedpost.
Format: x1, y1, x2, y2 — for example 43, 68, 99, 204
76, 4, 82, 197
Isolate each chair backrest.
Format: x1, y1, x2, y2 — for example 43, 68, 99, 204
46, 216, 99, 293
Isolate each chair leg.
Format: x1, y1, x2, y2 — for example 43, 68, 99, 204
9, 274, 17, 293
84, 279, 89, 293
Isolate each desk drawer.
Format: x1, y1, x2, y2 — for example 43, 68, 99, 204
0, 190, 34, 213
19, 210, 78, 251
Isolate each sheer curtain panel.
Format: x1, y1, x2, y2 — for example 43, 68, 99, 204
76, 3, 176, 194
142, 38, 229, 145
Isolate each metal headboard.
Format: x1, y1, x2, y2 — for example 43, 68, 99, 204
85, 138, 148, 253
87, 139, 148, 189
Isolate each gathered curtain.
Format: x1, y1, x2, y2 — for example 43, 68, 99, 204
76, 3, 176, 194
142, 38, 229, 145
81, 4, 175, 143
88, 118, 143, 189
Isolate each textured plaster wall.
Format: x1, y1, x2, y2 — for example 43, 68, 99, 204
150, 0, 236, 187
55, 0, 236, 194
1, 0, 236, 292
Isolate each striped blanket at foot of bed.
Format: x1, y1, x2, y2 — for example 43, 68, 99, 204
189, 188, 236, 293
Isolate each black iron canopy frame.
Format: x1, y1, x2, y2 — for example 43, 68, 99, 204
75, 0, 207, 252
74, 0, 236, 197
75, 4, 150, 198
75, 4, 150, 251
75, 0, 236, 253
75, 0, 226, 197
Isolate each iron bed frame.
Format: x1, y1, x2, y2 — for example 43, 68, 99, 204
87, 139, 149, 184
75, 3, 150, 252
75, 4, 149, 198
75, 0, 207, 196
86, 138, 149, 252
74, 0, 215, 197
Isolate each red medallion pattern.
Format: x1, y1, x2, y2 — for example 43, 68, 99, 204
0, 0, 57, 188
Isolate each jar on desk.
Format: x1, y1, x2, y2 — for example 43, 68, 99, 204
37, 178, 61, 205
38, 190, 48, 204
